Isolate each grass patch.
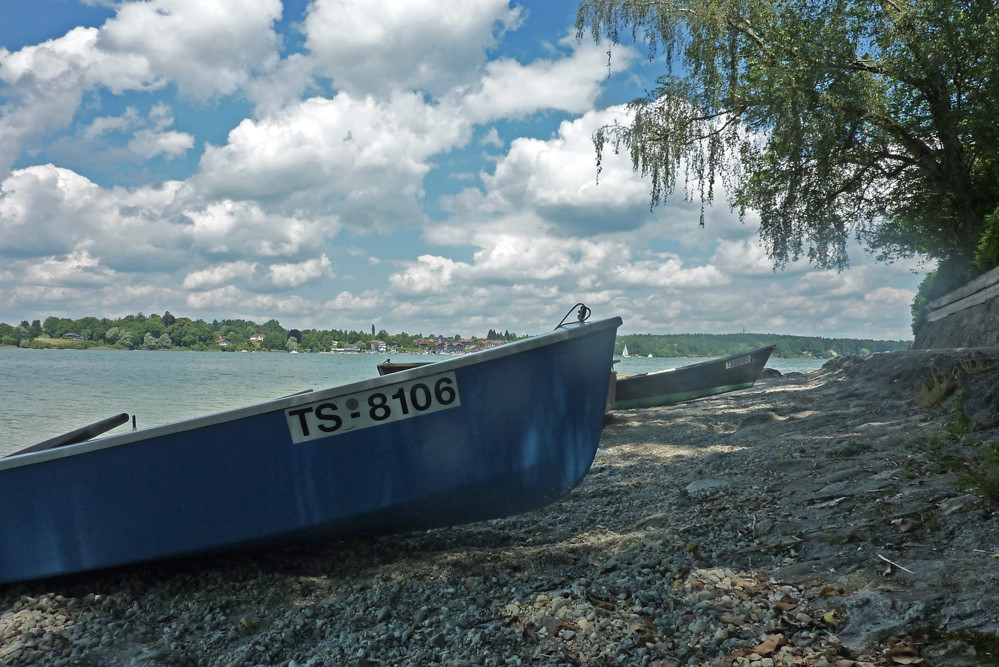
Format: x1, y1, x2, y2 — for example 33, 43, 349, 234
26, 337, 97, 350
926, 388, 999, 508
915, 360, 991, 408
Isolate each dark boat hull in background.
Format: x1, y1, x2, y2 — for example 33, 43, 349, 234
613, 344, 776, 409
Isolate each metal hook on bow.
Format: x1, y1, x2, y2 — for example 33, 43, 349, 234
555, 303, 591, 329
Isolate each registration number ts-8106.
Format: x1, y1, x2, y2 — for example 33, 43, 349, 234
285, 372, 461, 443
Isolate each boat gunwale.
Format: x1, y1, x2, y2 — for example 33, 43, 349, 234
0, 317, 622, 471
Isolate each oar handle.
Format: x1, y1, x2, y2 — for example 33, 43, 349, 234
5, 413, 131, 458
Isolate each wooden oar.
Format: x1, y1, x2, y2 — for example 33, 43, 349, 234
5, 413, 131, 458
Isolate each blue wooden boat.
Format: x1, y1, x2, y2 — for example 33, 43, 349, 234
0, 314, 621, 584
613, 344, 776, 409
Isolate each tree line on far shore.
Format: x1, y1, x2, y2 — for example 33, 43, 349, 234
0, 312, 516, 353
617, 333, 909, 360
1, 312, 908, 358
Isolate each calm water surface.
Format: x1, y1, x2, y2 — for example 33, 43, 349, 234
0, 348, 825, 457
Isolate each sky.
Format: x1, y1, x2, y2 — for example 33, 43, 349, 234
0, 0, 929, 340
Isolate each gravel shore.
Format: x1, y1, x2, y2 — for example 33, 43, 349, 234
2, 348, 998, 666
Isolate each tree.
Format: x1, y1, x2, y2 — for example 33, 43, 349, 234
117, 331, 135, 349
576, 0, 999, 288
143, 332, 173, 350
75, 316, 102, 341
263, 332, 285, 350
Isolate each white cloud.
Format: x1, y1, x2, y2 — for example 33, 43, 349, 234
194, 93, 466, 227
185, 285, 311, 314
611, 256, 729, 288
266, 254, 334, 288
0, 26, 157, 94
38, 103, 195, 166
128, 128, 194, 159
244, 53, 317, 116
183, 200, 341, 259
389, 255, 470, 294
0, 164, 342, 294
0, 0, 280, 175
0, 165, 101, 258
0, 165, 194, 271
480, 127, 504, 148
182, 261, 257, 290
709, 240, 782, 277
0, 27, 158, 173
304, 0, 522, 98
22, 250, 116, 287
98, 0, 283, 100
83, 108, 144, 142
321, 289, 384, 313
470, 107, 659, 235
866, 286, 914, 304
462, 35, 633, 122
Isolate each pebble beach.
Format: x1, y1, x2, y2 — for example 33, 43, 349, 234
2, 348, 998, 666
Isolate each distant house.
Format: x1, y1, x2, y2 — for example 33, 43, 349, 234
217, 336, 230, 347
250, 333, 265, 343
417, 337, 451, 352
61, 333, 84, 341
369, 339, 387, 353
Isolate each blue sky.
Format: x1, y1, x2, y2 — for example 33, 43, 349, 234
0, 0, 928, 339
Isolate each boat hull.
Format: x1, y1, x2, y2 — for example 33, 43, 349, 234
613, 345, 775, 410
0, 317, 621, 585
377, 361, 433, 375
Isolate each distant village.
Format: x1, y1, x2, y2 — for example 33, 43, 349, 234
217, 332, 509, 355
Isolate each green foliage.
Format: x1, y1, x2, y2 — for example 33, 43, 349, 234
910, 271, 937, 334
0, 322, 25, 346
943, 389, 975, 439
973, 206, 999, 273
263, 333, 287, 350
924, 379, 999, 509
616, 332, 907, 359
576, 0, 999, 271
143, 332, 173, 350
117, 331, 135, 349
910, 243, 991, 334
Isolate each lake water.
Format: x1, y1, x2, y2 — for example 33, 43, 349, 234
0, 348, 826, 457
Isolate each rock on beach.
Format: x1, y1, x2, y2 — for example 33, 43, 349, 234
2, 348, 999, 666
